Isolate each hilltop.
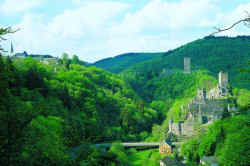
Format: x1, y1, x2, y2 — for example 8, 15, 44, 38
123, 36, 250, 89
93, 52, 164, 73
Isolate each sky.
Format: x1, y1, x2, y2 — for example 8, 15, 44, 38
1, 0, 250, 63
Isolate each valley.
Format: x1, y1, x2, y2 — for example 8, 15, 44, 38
1, 35, 249, 166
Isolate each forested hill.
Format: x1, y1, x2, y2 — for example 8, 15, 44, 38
123, 36, 250, 89
93, 52, 164, 73
1, 56, 161, 166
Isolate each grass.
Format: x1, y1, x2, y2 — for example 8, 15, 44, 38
128, 149, 165, 166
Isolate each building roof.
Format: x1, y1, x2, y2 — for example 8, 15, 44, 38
29, 54, 54, 58
15, 52, 28, 57
161, 157, 187, 166
165, 139, 173, 146
13, 52, 56, 60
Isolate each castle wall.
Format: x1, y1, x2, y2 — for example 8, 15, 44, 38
181, 120, 195, 136
198, 100, 227, 123
169, 121, 181, 136
168, 120, 196, 137
168, 98, 228, 136
168, 71, 234, 138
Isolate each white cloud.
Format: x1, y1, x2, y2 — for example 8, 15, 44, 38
12, 14, 57, 54
10, 1, 130, 62
106, 34, 185, 56
111, 0, 219, 36
47, 2, 129, 39
0, 0, 45, 15
6, 0, 250, 63
210, 2, 250, 36
224, 3, 250, 23
72, 0, 82, 5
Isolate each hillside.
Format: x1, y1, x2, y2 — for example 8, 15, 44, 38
2, 35, 249, 166
123, 36, 250, 90
1, 56, 161, 166
93, 52, 164, 73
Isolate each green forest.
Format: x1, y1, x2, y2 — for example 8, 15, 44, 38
181, 114, 250, 166
1, 56, 166, 165
93, 52, 164, 73
1, 25, 249, 166
120, 36, 250, 89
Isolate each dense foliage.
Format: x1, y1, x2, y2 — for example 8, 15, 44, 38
93, 52, 164, 73
123, 36, 250, 89
1, 27, 249, 166
181, 115, 250, 166
181, 91, 250, 166
0, 56, 163, 166
122, 70, 217, 141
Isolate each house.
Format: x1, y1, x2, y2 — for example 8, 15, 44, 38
160, 157, 187, 166
13, 51, 28, 58
159, 140, 172, 154
10, 43, 58, 64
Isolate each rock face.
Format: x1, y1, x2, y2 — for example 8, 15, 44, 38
168, 72, 236, 137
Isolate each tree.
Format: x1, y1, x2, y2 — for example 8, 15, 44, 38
61, 52, 71, 69
210, 11, 250, 36
21, 116, 69, 166
208, 11, 250, 82
219, 126, 250, 166
72, 55, 80, 64
109, 142, 131, 165
62, 52, 69, 63
181, 138, 200, 163
0, 27, 18, 54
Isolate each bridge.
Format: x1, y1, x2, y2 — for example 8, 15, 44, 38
70, 142, 179, 158
95, 142, 161, 148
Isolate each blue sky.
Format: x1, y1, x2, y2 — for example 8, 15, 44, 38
1, 0, 250, 62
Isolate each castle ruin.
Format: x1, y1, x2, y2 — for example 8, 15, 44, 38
219, 71, 228, 88
207, 72, 229, 99
168, 71, 235, 137
184, 57, 191, 74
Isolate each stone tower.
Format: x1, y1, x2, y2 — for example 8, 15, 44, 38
218, 71, 229, 96
184, 57, 191, 74
218, 71, 228, 88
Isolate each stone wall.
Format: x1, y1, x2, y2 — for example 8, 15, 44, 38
168, 93, 230, 136
168, 120, 197, 137
168, 121, 182, 135
167, 71, 235, 137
